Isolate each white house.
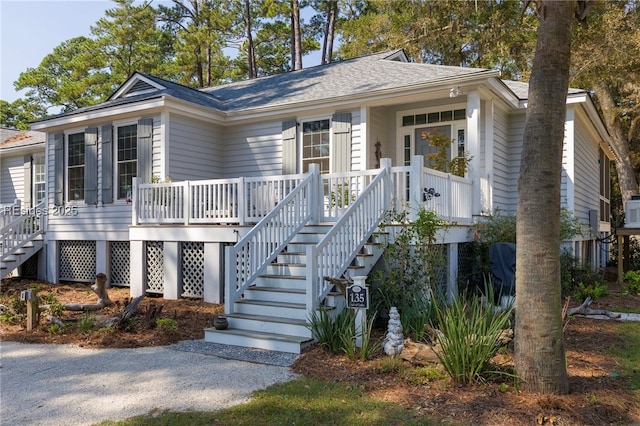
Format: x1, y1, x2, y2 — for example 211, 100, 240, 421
2, 50, 614, 353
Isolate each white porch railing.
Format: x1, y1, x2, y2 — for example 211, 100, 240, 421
224, 166, 319, 314
134, 174, 306, 225
1, 201, 44, 260
307, 160, 391, 310
320, 169, 380, 220
389, 155, 473, 223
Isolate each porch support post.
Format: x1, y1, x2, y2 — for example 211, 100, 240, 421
132, 178, 138, 225
308, 163, 321, 224
447, 243, 459, 303
203, 242, 223, 303
380, 158, 392, 211
95, 240, 109, 279
184, 180, 191, 225
237, 177, 246, 225
466, 90, 481, 216
46, 240, 59, 284
409, 155, 425, 221
130, 240, 145, 297
163, 241, 180, 300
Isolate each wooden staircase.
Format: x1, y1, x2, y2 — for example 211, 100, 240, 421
204, 223, 385, 354
1, 236, 43, 277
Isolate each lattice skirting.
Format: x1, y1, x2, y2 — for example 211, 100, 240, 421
181, 242, 204, 298
59, 240, 96, 282
110, 241, 130, 287
145, 241, 164, 294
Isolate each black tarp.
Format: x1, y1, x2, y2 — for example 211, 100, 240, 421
490, 242, 516, 303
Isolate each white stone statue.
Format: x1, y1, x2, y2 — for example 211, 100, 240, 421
383, 306, 404, 356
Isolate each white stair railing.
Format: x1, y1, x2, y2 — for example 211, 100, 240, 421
307, 160, 391, 311
0, 201, 44, 260
225, 166, 318, 314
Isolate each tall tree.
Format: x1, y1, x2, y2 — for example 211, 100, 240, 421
92, 0, 175, 85
515, 0, 585, 394
157, 0, 234, 88
14, 36, 111, 113
571, 1, 640, 206
291, 0, 303, 70
0, 99, 47, 130
310, 0, 340, 64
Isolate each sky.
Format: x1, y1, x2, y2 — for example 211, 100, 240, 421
1, 0, 118, 102
0, 0, 322, 104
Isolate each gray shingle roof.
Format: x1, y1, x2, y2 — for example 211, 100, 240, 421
0, 128, 45, 150
502, 79, 586, 100
203, 50, 496, 112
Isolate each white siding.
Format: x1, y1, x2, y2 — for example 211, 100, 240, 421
501, 111, 525, 213
45, 115, 162, 241
572, 110, 601, 225
489, 104, 522, 211
369, 106, 394, 166
222, 121, 283, 177
168, 113, 223, 180
1, 154, 23, 205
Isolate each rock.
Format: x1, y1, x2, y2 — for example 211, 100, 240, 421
400, 338, 441, 365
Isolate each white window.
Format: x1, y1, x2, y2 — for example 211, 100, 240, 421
302, 119, 330, 173
67, 132, 84, 201
32, 154, 45, 204
117, 124, 137, 199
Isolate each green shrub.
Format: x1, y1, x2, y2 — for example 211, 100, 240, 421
560, 251, 605, 298
432, 286, 513, 385
156, 317, 178, 334
77, 312, 96, 332
623, 270, 640, 295
573, 281, 610, 301
372, 208, 448, 341
309, 307, 380, 360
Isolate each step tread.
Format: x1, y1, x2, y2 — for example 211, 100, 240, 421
258, 274, 306, 280
235, 299, 306, 309
205, 327, 314, 344
226, 312, 309, 325
247, 286, 306, 294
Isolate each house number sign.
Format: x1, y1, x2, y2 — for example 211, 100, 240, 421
346, 284, 369, 309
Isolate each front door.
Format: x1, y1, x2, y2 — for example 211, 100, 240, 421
415, 125, 452, 169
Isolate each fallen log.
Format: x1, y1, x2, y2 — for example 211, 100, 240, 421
567, 297, 621, 318
64, 273, 112, 311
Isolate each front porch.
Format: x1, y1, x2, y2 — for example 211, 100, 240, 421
126, 156, 475, 352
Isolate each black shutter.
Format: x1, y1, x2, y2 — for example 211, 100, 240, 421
282, 119, 297, 174
137, 118, 153, 183
101, 125, 113, 203
54, 133, 64, 206
84, 127, 98, 204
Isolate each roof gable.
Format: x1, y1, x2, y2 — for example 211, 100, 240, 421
110, 74, 166, 100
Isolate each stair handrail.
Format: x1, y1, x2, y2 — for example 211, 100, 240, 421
225, 168, 317, 314
307, 160, 391, 311
0, 201, 44, 260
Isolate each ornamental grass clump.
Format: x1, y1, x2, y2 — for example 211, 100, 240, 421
432, 288, 513, 385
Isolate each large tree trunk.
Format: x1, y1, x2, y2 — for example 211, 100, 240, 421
244, 0, 257, 79
291, 0, 302, 70
515, 0, 574, 394
592, 81, 639, 204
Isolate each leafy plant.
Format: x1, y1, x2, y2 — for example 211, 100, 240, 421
329, 182, 355, 208
432, 285, 513, 384
156, 317, 178, 334
46, 323, 65, 334
308, 307, 354, 354
423, 131, 472, 177
372, 208, 449, 341
357, 313, 381, 361
623, 270, 640, 295
77, 312, 96, 332
573, 281, 610, 301
0, 293, 26, 324
38, 292, 64, 317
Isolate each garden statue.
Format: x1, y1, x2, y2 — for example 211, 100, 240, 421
383, 306, 404, 356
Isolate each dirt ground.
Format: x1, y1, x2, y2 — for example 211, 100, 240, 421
1, 275, 639, 426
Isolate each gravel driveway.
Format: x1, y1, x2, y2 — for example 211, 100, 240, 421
1, 341, 298, 426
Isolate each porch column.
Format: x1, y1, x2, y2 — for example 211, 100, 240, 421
95, 240, 108, 279
45, 241, 59, 284
447, 243, 459, 303
203, 242, 223, 303
308, 163, 322, 225
409, 155, 425, 221
466, 90, 481, 216
130, 240, 145, 297
163, 241, 181, 300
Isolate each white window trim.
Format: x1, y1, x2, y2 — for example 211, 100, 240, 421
114, 120, 139, 201
64, 127, 86, 204
299, 115, 332, 173
32, 153, 46, 205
